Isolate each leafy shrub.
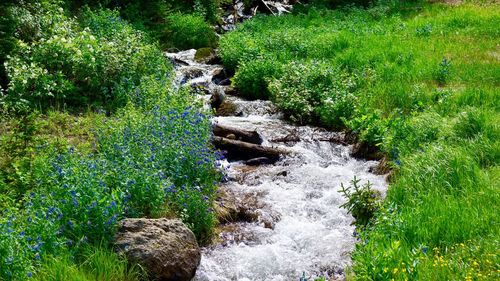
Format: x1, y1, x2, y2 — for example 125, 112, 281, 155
269, 60, 358, 127
339, 177, 381, 228
233, 58, 282, 100
434, 57, 452, 86
2, 7, 171, 112
0, 1, 17, 89
0, 90, 220, 278
345, 111, 388, 147
165, 13, 217, 50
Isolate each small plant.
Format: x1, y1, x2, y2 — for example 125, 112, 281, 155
435, 57, 451, 86
339, 177, 381, 228
416, 23, 433, 37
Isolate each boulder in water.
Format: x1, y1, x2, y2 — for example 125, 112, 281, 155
195, 47, 221, 64
115, 218, 201, 281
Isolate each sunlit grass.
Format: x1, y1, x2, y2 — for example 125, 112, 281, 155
220, 1, 499, 279
33, 246, 146, 281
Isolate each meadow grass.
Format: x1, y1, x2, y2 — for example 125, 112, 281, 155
220, 1, 499, 279
33, 245, 146, 281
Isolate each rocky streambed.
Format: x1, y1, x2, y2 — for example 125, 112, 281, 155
165, 49, 388, 281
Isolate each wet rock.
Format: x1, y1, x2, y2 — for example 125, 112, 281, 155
351, 142, 384, 161
215, 187, 280, 228
213, 124, 263, 144
194, 48, 220, 64
277, 170, 288, 177
213, 136, 288, 162
180, 67, 205, 81
210, 88, 225, 109
223, 86, 238, 96
245, 157, 273, 166
115, 218, 201, 281
216, 100, 240, 116
191, 82, 211, 95
212, 69, 231, 86
368, 157, 391, 175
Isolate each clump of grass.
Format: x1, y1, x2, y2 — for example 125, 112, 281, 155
165, 13, 217, 50
33, 245, 146, 281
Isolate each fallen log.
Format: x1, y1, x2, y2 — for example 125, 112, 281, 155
213, 124, 263, 145
213, 136, 288, 161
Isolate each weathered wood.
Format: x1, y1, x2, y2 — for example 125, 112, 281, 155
213, 124, 263, 145
213, 136, 288, 161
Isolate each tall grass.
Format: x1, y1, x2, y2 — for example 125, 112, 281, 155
33, 246, 146, 281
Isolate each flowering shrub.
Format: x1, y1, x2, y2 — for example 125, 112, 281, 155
2, 7, 171, 112
0, 100, 220, 278
269, 60, 358, 128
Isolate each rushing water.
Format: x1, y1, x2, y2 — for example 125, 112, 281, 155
166, 50, 387, 281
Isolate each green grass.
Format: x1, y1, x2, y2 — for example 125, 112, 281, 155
220, 1, 499, 280
33, 245, 146, 281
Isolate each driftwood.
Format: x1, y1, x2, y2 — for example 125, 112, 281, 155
213, 124, 263, 145
213, 136, 288, 161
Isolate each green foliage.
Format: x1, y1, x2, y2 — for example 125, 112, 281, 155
233, 58, 282, 100
165, 13, 217, 50
0, 89, 220, 278
434, 57, 452, 86
33, 245, 146, 281
221, 2, 500, 280
310, 0, 374, 8
0, 1, 18, 89
0, 3, 221, 280
339, 177, 381, 228
269, 60, 358, 127
2, 6, 171, 112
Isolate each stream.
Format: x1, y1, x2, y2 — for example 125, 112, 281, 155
166, 49, 387, 281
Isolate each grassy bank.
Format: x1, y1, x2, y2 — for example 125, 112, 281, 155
220, 1, 499, 280
0, 1, 222, 279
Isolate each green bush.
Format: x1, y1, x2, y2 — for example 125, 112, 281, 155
339, 177, 381, 228
233, 58, 282, 100
269, 60, 358, 127
2, 7, 171, 112
165, 13, 217, 50
0, 1, 17, 89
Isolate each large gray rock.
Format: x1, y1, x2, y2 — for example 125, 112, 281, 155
115, 218, 201, 281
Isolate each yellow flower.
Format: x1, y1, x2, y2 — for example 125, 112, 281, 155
393, 268, 399, 274
383, 268, 388, 273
